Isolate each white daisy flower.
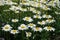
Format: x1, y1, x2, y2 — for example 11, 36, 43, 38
29, 7, 35, 11
33, 27, 42, 32
21, 0, 29, 1
29, 1, 35, 6
42, 14, 52, 18
18, 24, 28, 30
46, 19, 55, 23
19, 6, 27, 11
35, 11, 41, 14
20, 8, 27, 11
28, 23, 36, 28
23, 17, 33, 22
26, 32, 32, 37
44, 26, 55, 31
4, 0, 17, 5
33, 2, 39, 7
33, 15, 42, 19
40, 0, 47, 3
2, 24, 12, 31
34, 2, 43, 7
32, 10, 37, 13
15, 11, 19, 13
47, 1, 56, 7
55, 12, 60, 14
12, 19, 19, 22
42, 5, 50, 10
20, 0, 29, 6
0, 0, 5, 6
9, 6, 19, 11
10, 30, 19, 34
38, 21, 46, 25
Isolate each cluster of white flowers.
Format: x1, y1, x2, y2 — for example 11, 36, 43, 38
0, 0, 5, 6
28, 23, 36, 28
12, 19, 19, 22
2, 0, 59, 14
42, 14, 52, 18
38, 19, 55, 25
33, 14, 52, 19
0, 0, 17, 6
1, 0, 58, 38
2, 24, 55, 35
23, 17, 33, 22
33, 15, 42, 19
9, 5, 42, 14
9, 5, 27, 12
26, 32, 32, 37
20, 0, 59, 7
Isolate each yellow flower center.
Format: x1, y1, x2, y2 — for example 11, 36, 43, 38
27, 32, 31, 35
47, 26, 52, 29
39, 22, 42, 24
36, 27, 39, 30
29, 24, 34, 26
45, 6, 49, 10
14, 19, 17, 22
48, 19, 52, 21
43, 0, 47, 2
21, 26, 25, 28
26, 17, 29, 20
13, 30, 17, 32
5, 27, 9, 29
22, 0, 26, 3
36, 15, 39, 18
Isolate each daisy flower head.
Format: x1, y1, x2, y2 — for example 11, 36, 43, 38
44, 26, 55, 31
42, 14, 52, 18
12, 19, 19, 22
28, 23, 36, 28
26, 32, 32, 37
46, 19, 55, 23
29, 7, 35, 11
32, 27, 42, 32
2, 24, 12, 31
36, 11, 41, 14
40, 0, 47, 3
5, 1, 17, 5
20, 8, 27, 11
33, 10, 41, 14
23, 17, 33, 22
10, 30, 19, 34
33, 15, 42, 19
9, 6, 19, 11
38, 21, 46, 25
18, 24, 28, 30
21, 1, 29, 6
37, 3, 43, 7
33, 2, 40, 7
42, 5, 50, 10
47, 0, 57, 7
0, 0, 5, 6
15, 10, 19, 13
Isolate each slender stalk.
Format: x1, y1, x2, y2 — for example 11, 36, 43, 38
27, 37, 29, 40
22, 31, 24, 40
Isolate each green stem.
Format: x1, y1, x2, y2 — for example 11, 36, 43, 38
22, 31, 24, 40
14, 35, 17, 40
27, 37, 29, 40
